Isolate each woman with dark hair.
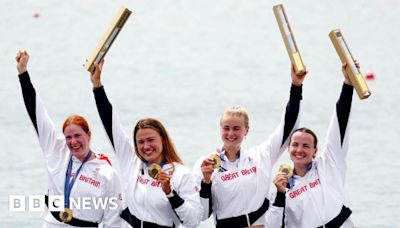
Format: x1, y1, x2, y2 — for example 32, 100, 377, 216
89, 60, 202, 228
16, 50, 123, 227
267, 63, 358, 227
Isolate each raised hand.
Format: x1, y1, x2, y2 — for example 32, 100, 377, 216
291, 64, 308, 86
342, 60, 360, 86
90, 59, 104, 88
16, 50, 29, 74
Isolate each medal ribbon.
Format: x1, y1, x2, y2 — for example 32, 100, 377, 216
64, 150, 92, 208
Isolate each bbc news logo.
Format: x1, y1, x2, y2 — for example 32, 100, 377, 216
9, 195, 119, 212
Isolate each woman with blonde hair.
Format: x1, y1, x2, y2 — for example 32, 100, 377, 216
193, 66, 307, 228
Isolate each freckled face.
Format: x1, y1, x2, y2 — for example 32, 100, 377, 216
289, 131, 317, 166
136, 128, 164, 164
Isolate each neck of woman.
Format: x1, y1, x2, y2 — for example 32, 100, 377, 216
294, 163, 311, 177
75, 149, 94, 162
224, 145, 240, 162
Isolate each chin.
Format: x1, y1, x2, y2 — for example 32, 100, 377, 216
71, 149, 85, 157
71, 151, 82, 157
143, 155, 155, 163
224, 142, 239, 148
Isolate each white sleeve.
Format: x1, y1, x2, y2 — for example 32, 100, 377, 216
35, 94, 68, 165
172, 168, 203, 228
265, 206, 284, 227
101, 169, 124, 228
192, 156, 212, 221
252, 103, 301, 167
93, 87, 137, 174
111, 108, 137, 173
265, 185, 284, 227
321, 107, 351, 182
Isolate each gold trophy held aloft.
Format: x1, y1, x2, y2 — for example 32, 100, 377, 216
84, 7, 132, 72
273, 4, 306, 75
329, 29, 371, 99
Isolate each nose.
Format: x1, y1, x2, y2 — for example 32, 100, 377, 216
295, 146, 303, 153
142, 141, 151, 150
227, 129, 235, 136
70, 137, 77, 144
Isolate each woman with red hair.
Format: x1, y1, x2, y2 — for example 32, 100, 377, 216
16, 50, 123, 227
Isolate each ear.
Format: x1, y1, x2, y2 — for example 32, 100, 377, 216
312, 147, 318, 158
245, 127, 250, 136
87, 131, 92, 141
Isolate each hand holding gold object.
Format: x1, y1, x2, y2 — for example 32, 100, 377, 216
59, 208, 73, 222
84, 7, 132, 72
278, 163, 293, 178
209, 154, 221, 169
148, 163, 162, 179
273, 4, 306, 76
329, 29, 371, 99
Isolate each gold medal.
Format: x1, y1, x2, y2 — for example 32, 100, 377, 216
59, 208, 73, 222
209, 154, 221, 169
279, 163, 293, 178
148, 163, 162, 179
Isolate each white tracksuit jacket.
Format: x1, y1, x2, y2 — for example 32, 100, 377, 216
266, 83, 355, 228
93, 86, 203, 228
18, 71, 123, 228
193, 85, 302, 227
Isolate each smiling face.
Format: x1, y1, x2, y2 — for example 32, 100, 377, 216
220, 115, 249, 151
133, 118, 183, 165
289, 131, 317, 167
64, 124, 91, 161
135, 128, 165, 164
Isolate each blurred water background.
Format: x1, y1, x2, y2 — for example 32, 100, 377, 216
1, 0, 399, 227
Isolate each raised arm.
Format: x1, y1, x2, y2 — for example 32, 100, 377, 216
90, 60, 136, 169
16, 51, 64, 160
16, 51, 37, 133
323, 63, 355, 181
282, 65, 307, 146
337, 63, 355, 146
257, 65, 306, 165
